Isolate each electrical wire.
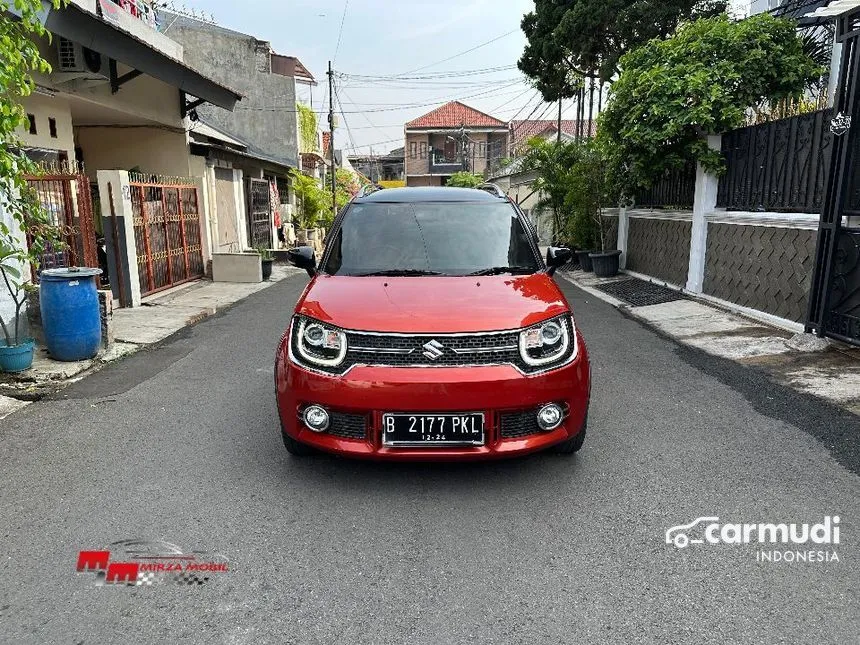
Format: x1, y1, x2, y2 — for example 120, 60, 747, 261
489, 86, 536, 113
339, 88, 397, 141
338, 65, 517, 80
333, 0, 350, 64
390, 29, 519, 77
333, 81, 358, 151
507, 90, 542, 122
234, 80, 526, 113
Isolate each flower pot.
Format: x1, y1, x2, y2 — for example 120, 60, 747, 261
307, 228, 318, 241
590, 250, 622, 277
576, 250, 595, 273
0, 339, 36, 373
261, 258, 274, 281
297, 229, 308, 245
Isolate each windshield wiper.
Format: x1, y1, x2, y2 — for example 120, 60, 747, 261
354, 269, 445, 277
468, 266, 537, 276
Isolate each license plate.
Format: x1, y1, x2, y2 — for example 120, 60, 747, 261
382, 413, 485, 447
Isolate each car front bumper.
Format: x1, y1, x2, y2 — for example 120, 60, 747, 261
275, 335, 590, 461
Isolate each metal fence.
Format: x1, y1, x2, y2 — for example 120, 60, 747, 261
246, 178, 272, 249
634, 162, 696, 210
25, 167, 99, 279
129, 174, 204, 297
717, 108, 833, 213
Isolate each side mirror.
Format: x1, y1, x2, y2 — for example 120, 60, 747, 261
287, 246, 317, 277
545, 247, 572, 276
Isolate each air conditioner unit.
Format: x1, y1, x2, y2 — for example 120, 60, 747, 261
55, 38, 109, 80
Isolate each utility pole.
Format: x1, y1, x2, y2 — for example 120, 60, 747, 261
557, 98, 562, 143
327, 61, 336, 216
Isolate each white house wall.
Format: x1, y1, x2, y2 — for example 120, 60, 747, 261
76, 126, 192, 178
17, 94, 75, 160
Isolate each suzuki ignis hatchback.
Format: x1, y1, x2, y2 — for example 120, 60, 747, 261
276, 187, 590, 460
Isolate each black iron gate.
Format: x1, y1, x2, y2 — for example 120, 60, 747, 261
246, 178, 272, 249
808, 8, 860, 346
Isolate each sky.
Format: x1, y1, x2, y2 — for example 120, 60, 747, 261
184, 0, 749, 155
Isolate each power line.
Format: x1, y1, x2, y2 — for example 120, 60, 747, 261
333, 0, 350, 64
392, 29, 519, 77
489, 86, 535, 113
507, 90, 542, 122
332, 85, 526, 107
344, 136, 403, 151
339, 65, 517, 80
235, 80, 526, 114
339, 88, 395, 141
334, 81, 358, 151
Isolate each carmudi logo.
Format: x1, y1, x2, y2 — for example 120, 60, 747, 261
665, 516, 841, 563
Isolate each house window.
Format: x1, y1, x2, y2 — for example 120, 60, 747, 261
27, 114, 37, 135
409, 142, 417, 159
419, 142, 427, 159
49, 118, 57, 139
479, 142, 486, 158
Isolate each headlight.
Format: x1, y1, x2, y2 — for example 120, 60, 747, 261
519, 316, 575, 368
293, 317, 347, 367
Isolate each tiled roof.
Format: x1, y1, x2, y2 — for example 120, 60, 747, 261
510, 119, 598, 152
406, 101, 507, 129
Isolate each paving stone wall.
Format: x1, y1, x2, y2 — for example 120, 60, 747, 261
703, 223, 816, 323
625, 217, 692, 287
602, 214, 619, 251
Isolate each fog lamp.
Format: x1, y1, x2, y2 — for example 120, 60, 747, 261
536, 403, 564, 431
303, 405, 330, 432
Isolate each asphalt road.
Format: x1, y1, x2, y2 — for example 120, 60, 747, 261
1, 274, 858, 644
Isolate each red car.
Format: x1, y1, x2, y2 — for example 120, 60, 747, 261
276, 186, 590, 460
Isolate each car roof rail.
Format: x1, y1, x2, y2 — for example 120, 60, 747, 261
476, 183, 506, 198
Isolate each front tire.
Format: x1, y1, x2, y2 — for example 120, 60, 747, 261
282, 432, 317, 456
553, 415, 587, 454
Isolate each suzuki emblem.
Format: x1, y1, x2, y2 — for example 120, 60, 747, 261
422, 340, 445, 360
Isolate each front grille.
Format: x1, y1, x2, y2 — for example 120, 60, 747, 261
500, 411, 542, 439
328, 412, 368, 440
346, 330, 521, 368
290, 316, 576, 375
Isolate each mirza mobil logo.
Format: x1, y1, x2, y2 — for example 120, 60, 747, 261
76, 539, 229, 587
665, 516, 841, 563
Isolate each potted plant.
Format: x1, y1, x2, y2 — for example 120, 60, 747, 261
0, 186, 62, 372
257, 245, 275, 281
0, 245, 36, 373
290, 169, 324, 248
0, 1, 66, 371
565, 141, 622, 277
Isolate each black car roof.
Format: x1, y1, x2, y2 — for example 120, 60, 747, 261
354, 187, 505, 203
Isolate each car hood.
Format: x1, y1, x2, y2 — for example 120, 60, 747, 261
296, 274, 570, 333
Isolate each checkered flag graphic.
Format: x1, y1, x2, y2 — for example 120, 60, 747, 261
174, 574, 210, 586
136, 572, 156, 586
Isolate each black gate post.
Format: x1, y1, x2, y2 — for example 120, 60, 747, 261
807, 9, 860, 341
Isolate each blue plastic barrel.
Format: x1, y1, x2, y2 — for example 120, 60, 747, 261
39, 267, 103, 362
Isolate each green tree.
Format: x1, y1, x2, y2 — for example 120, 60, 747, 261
520, 138, 582, 241
446, 172, 484, 188
0, 0, 65, 349
296, 103, 318, 154
290, 169, 327, 230
518, 0, 726, 98
327, 168, 359, 226
598, 13, 821, 193
563, 141, 617, 251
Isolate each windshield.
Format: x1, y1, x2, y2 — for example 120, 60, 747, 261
321, 202, 541, 276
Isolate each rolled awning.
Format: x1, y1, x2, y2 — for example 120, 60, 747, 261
43, 3, 242, 111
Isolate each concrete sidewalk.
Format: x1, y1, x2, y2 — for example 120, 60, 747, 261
561, 268, 860, 415
0, 265, 302, 412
